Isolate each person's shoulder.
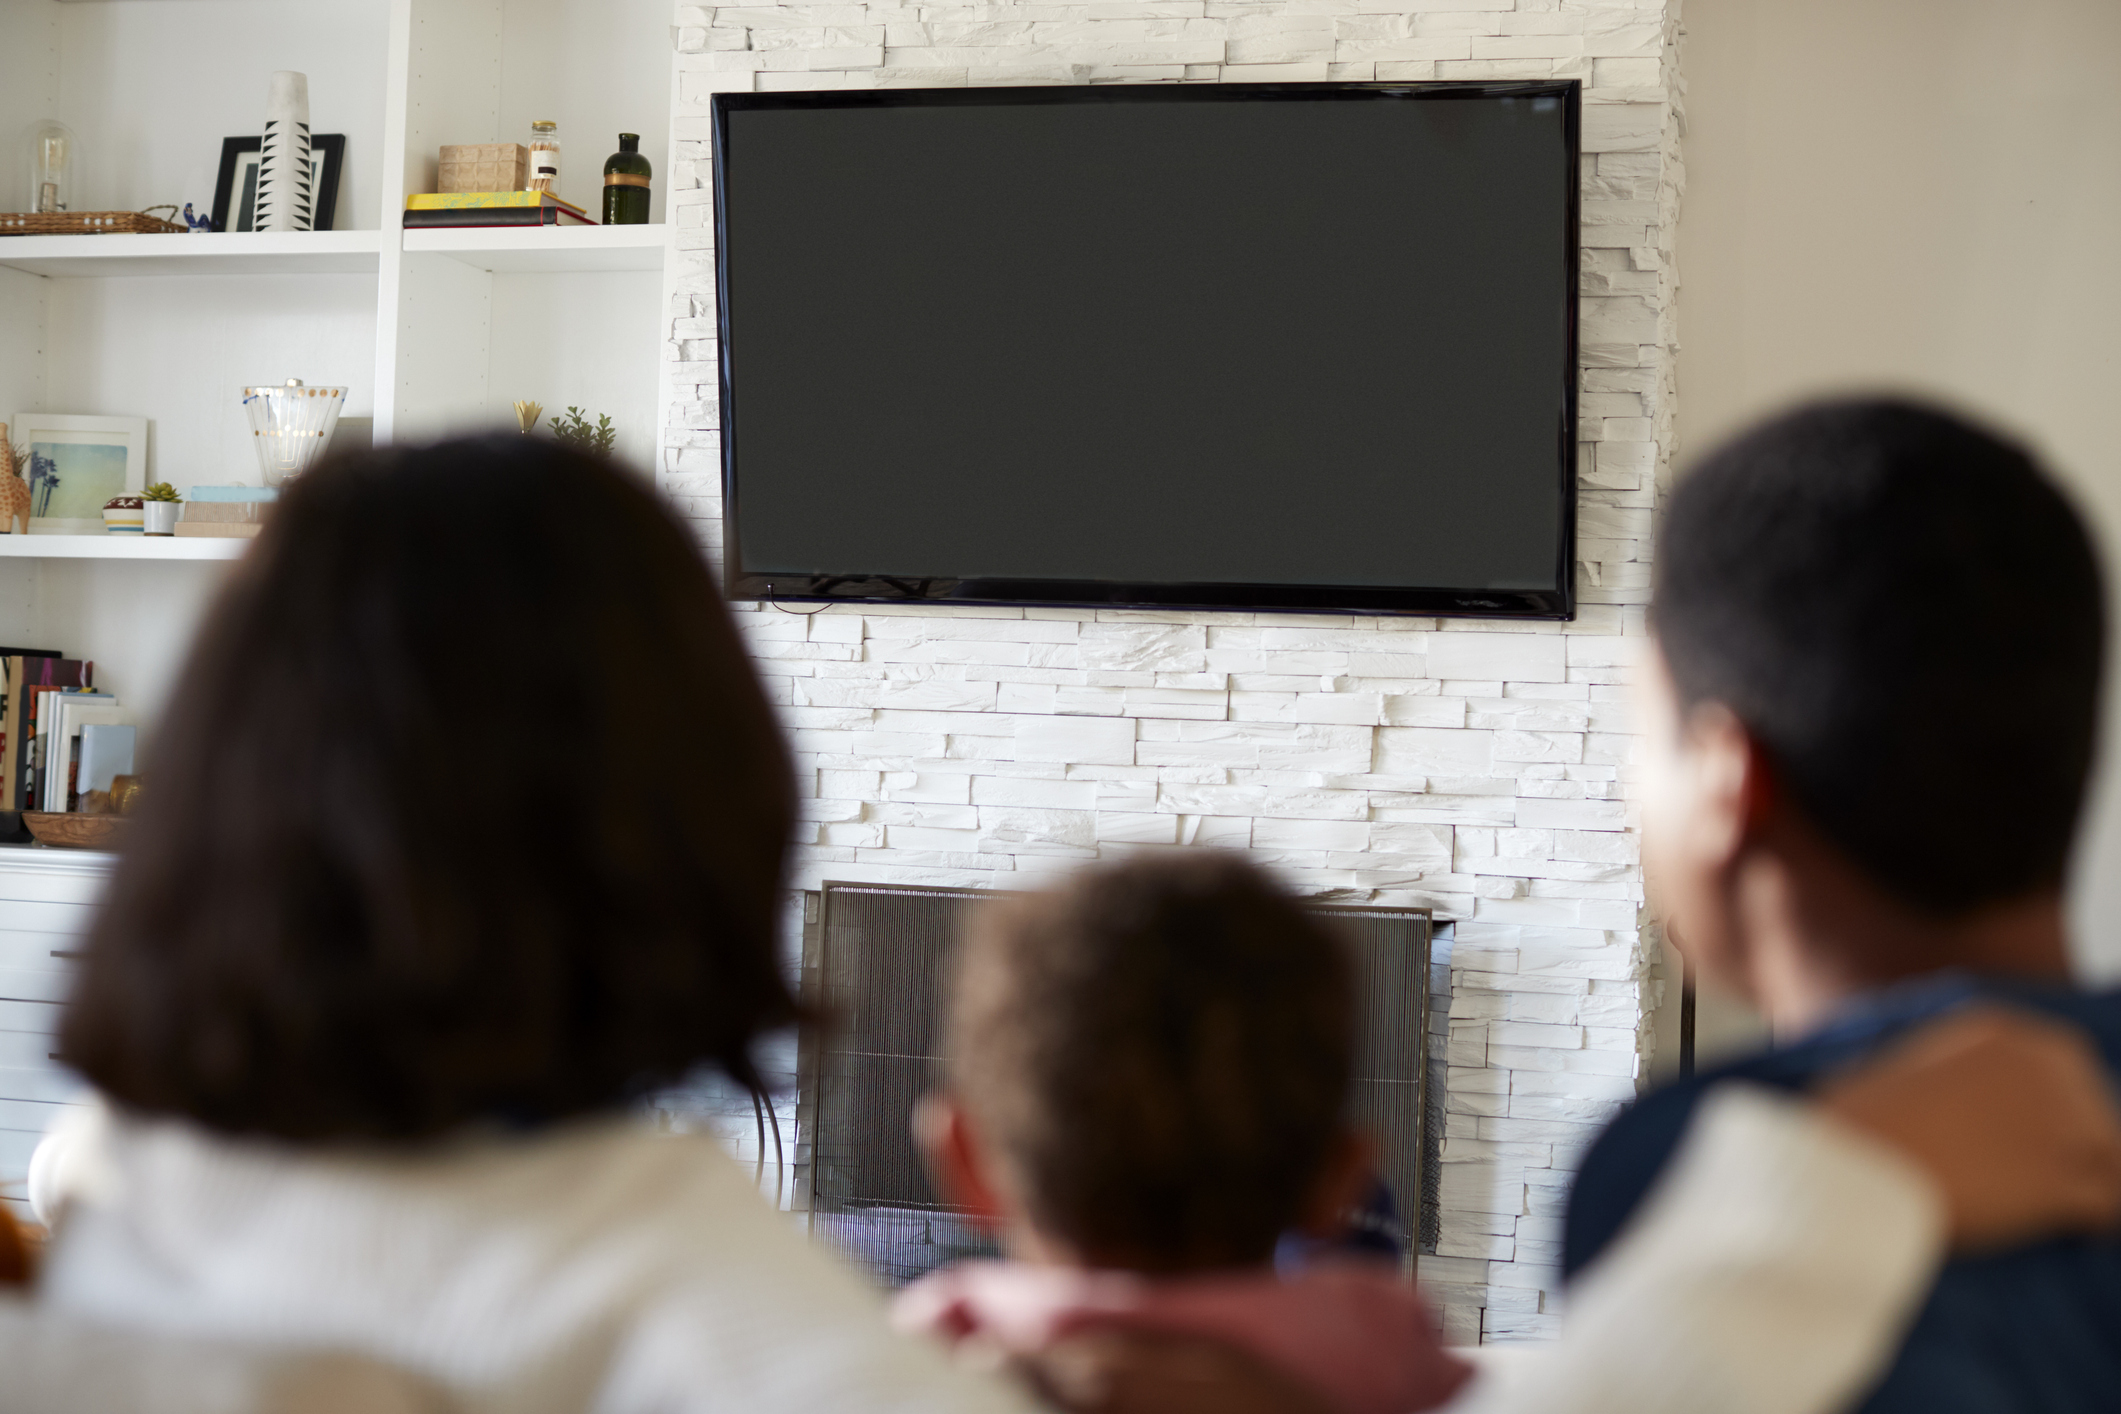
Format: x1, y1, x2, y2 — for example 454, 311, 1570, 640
1990, 982, 2121, 1064
1561, 1034, 1834, 1282
1563, 976, 2121, 1283
1562, 1073, 1718, 1279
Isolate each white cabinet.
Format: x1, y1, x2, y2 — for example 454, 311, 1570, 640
0, 848, 109, 1221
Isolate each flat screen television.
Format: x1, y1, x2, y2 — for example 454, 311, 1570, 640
713, 81, 1580, 619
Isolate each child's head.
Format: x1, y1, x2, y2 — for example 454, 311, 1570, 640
64, 436, 799, 1141
921, 852, 1366, 1275
1642, 398, 2104, 1008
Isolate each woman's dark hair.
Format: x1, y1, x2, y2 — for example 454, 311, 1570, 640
62, 437, 798, 1141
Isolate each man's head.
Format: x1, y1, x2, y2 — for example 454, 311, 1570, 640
1643, 398, 2104, 1014
920, 852, 1366, 1274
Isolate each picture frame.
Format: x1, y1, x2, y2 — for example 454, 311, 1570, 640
12, 414, 149, 535
211, 134, 346, 233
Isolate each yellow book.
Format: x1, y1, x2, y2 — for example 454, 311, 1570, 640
406, 190, 590, 218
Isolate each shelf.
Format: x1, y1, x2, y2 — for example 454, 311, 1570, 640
402, 224, 668, 274
0, 231, 385, 279
0, 536, 249, 561
0, 842, 117, 877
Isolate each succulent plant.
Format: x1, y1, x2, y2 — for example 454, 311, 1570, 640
143, 481, 181, 503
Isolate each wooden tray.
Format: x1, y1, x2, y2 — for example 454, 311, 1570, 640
22, 812, 127, 849
0, 211, 186, 236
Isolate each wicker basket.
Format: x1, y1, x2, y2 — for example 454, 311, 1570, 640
0, 209, 186, 236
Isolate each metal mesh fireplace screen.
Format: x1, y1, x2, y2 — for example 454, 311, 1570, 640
796, 881, 1435, 1288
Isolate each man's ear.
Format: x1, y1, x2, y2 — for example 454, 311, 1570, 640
1682, 699, 1778, 869
911, 1093, 1006, 1227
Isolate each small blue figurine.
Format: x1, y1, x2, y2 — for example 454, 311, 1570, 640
182, 203, 211, 233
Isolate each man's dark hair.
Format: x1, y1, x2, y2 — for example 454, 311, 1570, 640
63, 436, 799, 1141
949, 852, 1353, 1273
1657, 398, 2105, 914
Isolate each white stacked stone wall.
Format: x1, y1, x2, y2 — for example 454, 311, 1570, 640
658, 0, 1683, 1344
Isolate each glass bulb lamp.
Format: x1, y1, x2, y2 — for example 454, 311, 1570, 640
27, 119, 75, 214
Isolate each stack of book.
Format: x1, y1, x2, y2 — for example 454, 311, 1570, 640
178, 485, 277, 539
0, 653, 134, 826
404, 192, 596, 229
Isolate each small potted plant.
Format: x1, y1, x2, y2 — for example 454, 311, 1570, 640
141, 482, 181, 536
102, 495, 144, 535
551, 407, 617, 459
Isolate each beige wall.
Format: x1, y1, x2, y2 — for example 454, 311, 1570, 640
1674, 0, 2121, 997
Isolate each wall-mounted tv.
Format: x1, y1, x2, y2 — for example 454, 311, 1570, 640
713, 81, 1580, 619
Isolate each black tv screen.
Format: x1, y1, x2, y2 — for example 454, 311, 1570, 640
714, 82, 1579, 618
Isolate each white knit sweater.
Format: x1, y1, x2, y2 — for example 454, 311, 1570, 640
36, 1087, 1941, 1414
39, 1112, 1043, 1414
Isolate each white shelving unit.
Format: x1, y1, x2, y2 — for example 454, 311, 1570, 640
0, 0, 679, 1214
404, 224, 669, 274
0, 0, 676, 712
0, 225, 667, 283
0, 231, 389, 279
0, 536, 251, 562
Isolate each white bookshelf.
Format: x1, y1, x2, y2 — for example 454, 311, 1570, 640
0, 231, 389, 279
0, 226, 667, 282
0, 0, 680, 1210
0, 536, 251, 561
403, 224, 670, 273
0, 0, 675, 713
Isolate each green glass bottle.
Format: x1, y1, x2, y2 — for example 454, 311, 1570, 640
603, 133, 652, 226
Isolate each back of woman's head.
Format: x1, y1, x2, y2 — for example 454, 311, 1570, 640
62, 436, 796, 1142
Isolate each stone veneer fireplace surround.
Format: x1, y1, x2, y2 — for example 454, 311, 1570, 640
655, 0, 1682, 1345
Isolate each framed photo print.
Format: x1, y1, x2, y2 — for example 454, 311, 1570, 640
13, 414, 148, 534
212, 134, 346, 233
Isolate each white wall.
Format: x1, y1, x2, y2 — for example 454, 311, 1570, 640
1674, 0, 2121, 984
26, 0, 392, 228
661, 0, 1685, 1345
43, 274, 380, 488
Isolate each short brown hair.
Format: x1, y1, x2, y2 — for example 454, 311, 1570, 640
949, 853, 1353, 1273
63, 436, 799, 1141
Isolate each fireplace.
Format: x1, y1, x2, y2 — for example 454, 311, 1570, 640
792, 881, 1438, 1286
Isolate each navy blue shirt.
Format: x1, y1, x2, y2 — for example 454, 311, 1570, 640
1565, 974, 2121, 1414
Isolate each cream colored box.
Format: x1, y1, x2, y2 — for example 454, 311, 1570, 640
180, 501, 268, 524
438, 143, 530, 194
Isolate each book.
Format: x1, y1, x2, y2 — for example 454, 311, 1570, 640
25, 688, 63, 813
50, 699, 127, 812
182, 501, 270, 524
34, 691, 111, 813
174, 522, 264, 539
403, 205, 597, 229
0, 653, 64, 820
407, 190, 591, 218
26, 687, 92, 813
6, 658, 91, 813
187, 485, 279, 504
75, 723, 136, 802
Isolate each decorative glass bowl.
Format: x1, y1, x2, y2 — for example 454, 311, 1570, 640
242, 379, 346, 487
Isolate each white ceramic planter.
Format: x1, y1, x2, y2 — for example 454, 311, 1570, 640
141, 501, 180, 536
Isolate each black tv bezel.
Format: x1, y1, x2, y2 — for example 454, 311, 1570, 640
712, 80, 1581, 621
